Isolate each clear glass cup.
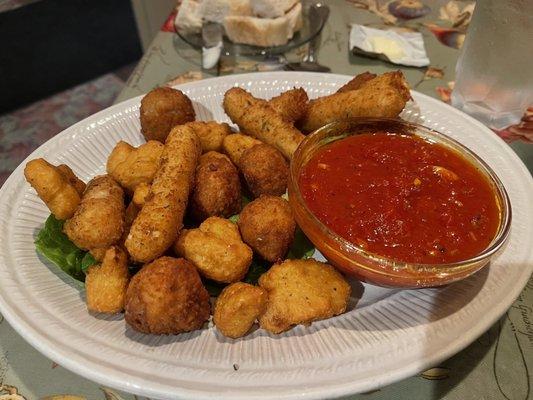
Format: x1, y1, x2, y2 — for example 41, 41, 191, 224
451, 0, 533, 130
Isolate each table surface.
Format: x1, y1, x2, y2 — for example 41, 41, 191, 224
1, 1, 532, 399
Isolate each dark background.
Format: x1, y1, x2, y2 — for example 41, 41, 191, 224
0, 0, 142, 113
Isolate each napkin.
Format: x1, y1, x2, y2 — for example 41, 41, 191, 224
349, 24, 430, 67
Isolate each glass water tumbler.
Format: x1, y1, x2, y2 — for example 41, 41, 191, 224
451, 0, 533, 130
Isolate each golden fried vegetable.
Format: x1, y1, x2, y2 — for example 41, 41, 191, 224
240, 143, 288, 197
190, 151, 241, 221
106, 140, 164, 193
300, 71, 411, 132
213, 282, 267, 338
125, 125, 201, 263
85, 246, 129, 314
24, 159, 82, 220
140, 87, 196, 143
258, 259, 351, 334
268, 87, 309, 123
64, 175, 125, 250
336, 71, 377, 93
222, 133, 262, 167
186, 121, 232, 153
223, 87, 305, 159
174, 217, 252, 283
56, 164, 86, 195
132, 182, 151, 207
125, 257, 210, 334
238, 195, 296, 262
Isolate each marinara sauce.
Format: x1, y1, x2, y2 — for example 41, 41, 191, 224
299, 132, 500, 264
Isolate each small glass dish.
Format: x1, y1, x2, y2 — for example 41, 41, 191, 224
288, 118, 512, 288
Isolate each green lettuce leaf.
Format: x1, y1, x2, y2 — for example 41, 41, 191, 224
34, 214, 97, 282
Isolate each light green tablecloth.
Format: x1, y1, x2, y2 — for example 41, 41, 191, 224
1, 1, 531, 399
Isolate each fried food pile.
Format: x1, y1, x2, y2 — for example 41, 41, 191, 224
25, 71, 411, 338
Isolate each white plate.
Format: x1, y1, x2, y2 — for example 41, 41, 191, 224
0, 72, 532, 400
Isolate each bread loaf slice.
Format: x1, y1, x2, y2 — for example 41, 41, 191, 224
224, 14, 292, 47
175, 0, 203, 34
202, 0, 252, 24
285, 2, 302, 39
251, 0, 299, 18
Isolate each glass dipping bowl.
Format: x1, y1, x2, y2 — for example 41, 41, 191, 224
288, 118, 512, 288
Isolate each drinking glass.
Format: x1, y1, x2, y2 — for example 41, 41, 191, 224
451, 0, 533, 129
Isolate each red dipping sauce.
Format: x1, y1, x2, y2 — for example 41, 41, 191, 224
299, 132, 500, 264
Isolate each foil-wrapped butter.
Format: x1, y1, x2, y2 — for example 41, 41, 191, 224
350, 24, 430, 67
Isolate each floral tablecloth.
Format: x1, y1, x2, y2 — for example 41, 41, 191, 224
1, 1, 531, 399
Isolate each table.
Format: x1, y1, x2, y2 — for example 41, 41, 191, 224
1, 1, 531, 399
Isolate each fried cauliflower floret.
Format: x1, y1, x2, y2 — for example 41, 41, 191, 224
213, 282, 267, 338
238, 196, 296, 262
258, 259, 351, 334
222, 133, 263, 167
132, 182, 151, 207
24, 158, 82, 220
64, 175, 125, 250
85, 246, 129, 314
56, 164, 86, 195
240, 143, 289, 197
186, 121, 232, 153
174, 217, 252, 283
106, 140, 164, 193
125, 257, 210, 334
140, 87, 196, 143
190, 151, 241, 221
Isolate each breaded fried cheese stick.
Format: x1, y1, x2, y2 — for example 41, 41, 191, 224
125, 125, 201, 263
301, 71, 411, 133
223, 87, 305, 160
24, 159, 82, 220
64, 175, 125, 251
268, 87, 309, 123
222, 133, 262, 167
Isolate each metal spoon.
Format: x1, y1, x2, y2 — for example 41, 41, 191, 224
284, 3, 331, 72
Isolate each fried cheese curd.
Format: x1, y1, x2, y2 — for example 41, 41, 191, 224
186, 121, 232, 153
238, 195, 296, 262
125, 257, 210, 334
85, 246, 129, 314
240, 143, 289, 197
140, 87, 196, 143
258, 259, 351, 334
106, 140, 164, 193
63, 175, 125, 252
190, 151, 241, 221
174, 217, 252, 283
24, 158, 83, 220
213, 282, 267, 338
222, 133, 262, 167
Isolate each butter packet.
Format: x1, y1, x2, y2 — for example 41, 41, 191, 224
349, 24, 430, 67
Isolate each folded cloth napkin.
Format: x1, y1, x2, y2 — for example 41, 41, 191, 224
349, 24, 430, 67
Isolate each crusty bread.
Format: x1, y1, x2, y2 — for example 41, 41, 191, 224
251, 0, 299, 18
175, 0, 203, 34
202, 0, 252, 24
224, 14, 292, 47
285, 2, 302, 39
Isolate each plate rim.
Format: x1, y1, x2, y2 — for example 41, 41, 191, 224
0, 71, 532, 400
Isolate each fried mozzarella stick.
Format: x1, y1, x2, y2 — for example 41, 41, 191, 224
24, 159, 83, 220
301, 71, 411, 133
268, 87, 309, 123
223, 87, 305, 160
222, 133, 262, 167
64, 175, 125, 251
336, 71, 377, 93
125, 125, 201, 263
